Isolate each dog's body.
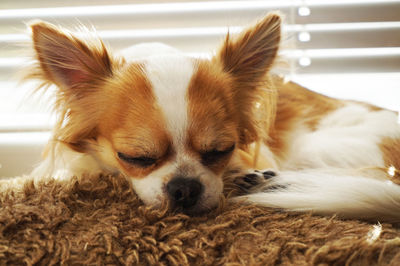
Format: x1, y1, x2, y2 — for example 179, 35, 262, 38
27, 14, 400, 222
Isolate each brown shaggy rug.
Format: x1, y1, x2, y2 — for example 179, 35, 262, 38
0, 174, 400, 265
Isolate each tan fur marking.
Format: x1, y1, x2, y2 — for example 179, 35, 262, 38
28, 21, 121, 153
99, 64, 172, 178
351, 100, 385, 112
380, 137, 400, 184
30, 21, 113, 89
215, 13, 281, 145
267, 76, 343, 159
187, 60, 237, 174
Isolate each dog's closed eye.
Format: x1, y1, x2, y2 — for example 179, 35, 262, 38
117, 152, 157, 168
201, 144, 235, 165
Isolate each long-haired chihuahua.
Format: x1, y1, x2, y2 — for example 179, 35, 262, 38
27, 13, 400, 221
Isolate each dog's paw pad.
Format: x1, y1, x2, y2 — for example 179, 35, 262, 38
257, 170, 277, 179
242, 173, 261, 186
234, 170, 278, 192
234, 173, 261, 190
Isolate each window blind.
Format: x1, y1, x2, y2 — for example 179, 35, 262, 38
0, 0, 399, 176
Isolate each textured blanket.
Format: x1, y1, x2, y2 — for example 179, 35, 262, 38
0, 174, 399, 265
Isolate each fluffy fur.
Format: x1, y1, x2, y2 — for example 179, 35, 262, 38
25, 13, 400, 222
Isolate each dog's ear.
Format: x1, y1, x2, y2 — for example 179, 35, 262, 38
29, 21, 115, 152
30, 21, 113, 91
217, 13, 281, 83
215, 13, 281, 145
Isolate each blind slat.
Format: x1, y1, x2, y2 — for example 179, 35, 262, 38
2, 21, 400, 45
1, 1, 399, 33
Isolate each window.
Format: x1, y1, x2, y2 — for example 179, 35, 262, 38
1, 0, 399, 176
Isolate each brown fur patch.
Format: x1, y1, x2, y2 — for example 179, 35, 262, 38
187, 60, 237, 174
30, 21, 113, 89
1, 174, 400, 265
215, 13, 281, 145
28, 21, 122, 153
267, 76, 343, 159
380, 137, 400, 184
352, 100, 385, 112
98, 64, 172, 178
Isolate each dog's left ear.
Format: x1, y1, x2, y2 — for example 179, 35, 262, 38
215, 13, 281, 145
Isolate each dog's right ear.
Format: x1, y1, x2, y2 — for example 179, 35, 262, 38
30, 21, 113, 91
29, 21, 117, 152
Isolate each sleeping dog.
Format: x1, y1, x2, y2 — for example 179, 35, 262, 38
27, 13, 400, 221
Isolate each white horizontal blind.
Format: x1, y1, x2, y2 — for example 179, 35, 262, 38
0, 0, 399, 176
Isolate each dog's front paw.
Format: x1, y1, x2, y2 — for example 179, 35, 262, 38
233, 169, 278, 193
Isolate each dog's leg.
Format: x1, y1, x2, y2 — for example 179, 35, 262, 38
228, 168, 400, 222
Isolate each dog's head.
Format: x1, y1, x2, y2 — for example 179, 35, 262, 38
29, 13, 281, 214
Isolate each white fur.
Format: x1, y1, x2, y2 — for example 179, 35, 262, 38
282, 103, 400, 170
130, 162, 173, 206
240, 103, 400, 222
120, 42, 181, 61
143, 54, 194, 146
32, 143, 103, 180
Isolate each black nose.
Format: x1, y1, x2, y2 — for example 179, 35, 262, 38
166, 177, 204, 209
